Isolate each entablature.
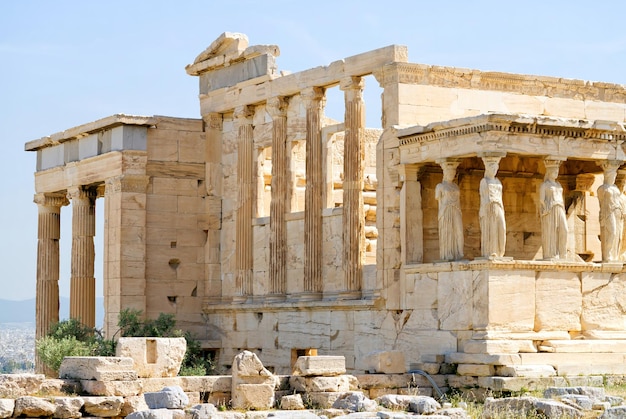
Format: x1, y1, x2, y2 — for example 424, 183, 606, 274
397, 114, 626, 165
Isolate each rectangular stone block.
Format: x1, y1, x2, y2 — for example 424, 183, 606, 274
59, 357, 137, 381
445, 353, 521, 366
535, 271, 582, 331
438, 271, 473, 330
80, 380, 142, 397
304, 391, 343, 409
231, 383, 274, 410
363, 350, 406, 374
289, 376, 351, 393
472, 269, 535, 332
292, 356, 346, 377
463, 339, 536, 354
457, 364, 494, 377
495, 365, 556, 378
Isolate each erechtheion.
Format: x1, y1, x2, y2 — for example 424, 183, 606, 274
26, 32, 626, 382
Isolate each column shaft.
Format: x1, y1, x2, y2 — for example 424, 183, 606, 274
341, 77, 366, 293
35, 193, 68, 340
303, 88, 325, 295
235, 106, 254, 297
35, 193, 68, 374
268, 98, 288, 296
68, 186, 97, 328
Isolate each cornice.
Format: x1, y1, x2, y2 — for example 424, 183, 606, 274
398, 114, 626, 147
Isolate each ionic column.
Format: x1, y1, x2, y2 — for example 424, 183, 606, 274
267, 97, 288, 297
34, 193, 68, 344
302, 87, 326, 296
340, 76, 365, 294
235, 106, 255, 299
68, 186, 97, 328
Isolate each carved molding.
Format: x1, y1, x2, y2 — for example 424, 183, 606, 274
399, 120, 626, 147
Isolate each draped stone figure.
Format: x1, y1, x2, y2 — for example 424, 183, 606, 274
479, 156, 506, 258
435, 160, 464, 261
598, 161, 625, 262
539, 160, 568, 259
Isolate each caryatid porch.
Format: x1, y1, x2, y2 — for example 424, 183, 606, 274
394, 113, 626, 372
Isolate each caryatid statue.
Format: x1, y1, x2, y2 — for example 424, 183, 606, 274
479, 154, 506, 258
598, 160, 625, 262
435, 159, 464, 261
539, 158, 568, 259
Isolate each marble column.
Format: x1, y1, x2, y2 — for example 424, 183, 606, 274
235, 106, 254, 299
68, 186, 97, 328
302, 87, 325, 296
34, 193, 68, 344
598, 160, 624, 262
267, 97, 288, 298
340, 77, 365, 294
479, 153, 506, 258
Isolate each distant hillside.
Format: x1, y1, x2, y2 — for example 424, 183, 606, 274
0, 297, 104, 327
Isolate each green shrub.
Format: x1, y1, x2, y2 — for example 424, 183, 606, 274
37, 310, 216, 376
35, 336, 93, 374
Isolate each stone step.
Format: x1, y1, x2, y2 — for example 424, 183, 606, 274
539, 340, 626, 353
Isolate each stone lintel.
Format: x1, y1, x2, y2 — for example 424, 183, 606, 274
25, 114, 156, 151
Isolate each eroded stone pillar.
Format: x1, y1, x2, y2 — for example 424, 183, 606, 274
204, 112, 223, 302
235, 106, 254, 299
267, 97, 288, 298
340, 77, 365, 294
103, 174, 149, 336
399, 164, 424, 264
68, 186, 97, 328
303, 87, 326, 297
34, 193, 68, 344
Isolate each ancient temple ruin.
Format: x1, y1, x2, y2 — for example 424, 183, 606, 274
26, 32, 626, 381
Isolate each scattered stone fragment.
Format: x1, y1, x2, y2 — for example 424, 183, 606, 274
0, 399, 14, 419
535, 399, 583, 418
601, 406, 626, 418
559, 394, 593, 410
144, 386, 189, 409
185, 403, 218, 419
13, 396, 56, 417
279, 393, 305, 410
483, 396, 539, 419
332, 391, 377, 412
53, 396, 84, 418
126, 408, 186, 419
82, 396, 124, 417
436, 407, 469, 418
408, 395, 442, 414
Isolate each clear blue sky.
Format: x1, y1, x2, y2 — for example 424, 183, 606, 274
2, 0, 626, 301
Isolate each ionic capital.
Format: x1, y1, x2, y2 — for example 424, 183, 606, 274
301, 87, 325, 104
67, 186, 97, 204
266, 96, 289, 119
203, 112, 223, 130
34, 192, 69, 209
234, 105, 254, 125
339, 76, 365, 92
